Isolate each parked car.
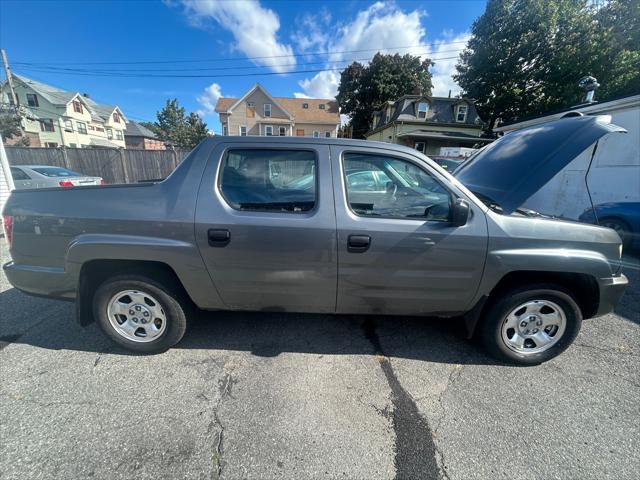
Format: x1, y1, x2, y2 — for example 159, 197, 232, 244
2, 116, 629, 365
10, 165, 104, 189
579, 202, 640, 250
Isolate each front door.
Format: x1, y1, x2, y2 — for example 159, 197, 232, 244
330, 145, 488, 315
195, 142, 337, 312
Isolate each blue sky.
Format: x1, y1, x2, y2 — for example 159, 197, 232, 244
0, 0, 487, 133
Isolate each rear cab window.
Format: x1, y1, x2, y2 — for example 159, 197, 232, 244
219, 149, 317, 213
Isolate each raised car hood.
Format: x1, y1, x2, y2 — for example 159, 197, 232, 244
454, 115, 626, 214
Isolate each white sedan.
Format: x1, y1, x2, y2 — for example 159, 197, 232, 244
10, 165, 104, 189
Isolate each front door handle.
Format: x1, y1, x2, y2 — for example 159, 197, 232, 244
208, 229, 230, 247
347, 234, 371, 253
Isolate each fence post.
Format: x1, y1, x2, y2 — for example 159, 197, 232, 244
119, 148, 130, 183
60, 146, 70, 169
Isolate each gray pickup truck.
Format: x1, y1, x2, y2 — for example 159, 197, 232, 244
2, 116, 629, 364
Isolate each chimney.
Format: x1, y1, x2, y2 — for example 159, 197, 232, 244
578, 76, 599, 103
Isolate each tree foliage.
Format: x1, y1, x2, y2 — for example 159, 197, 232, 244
454, 0, 640, 127
0, 113, 29, 145
337, 53, 434, 138
151, 99, 209, 149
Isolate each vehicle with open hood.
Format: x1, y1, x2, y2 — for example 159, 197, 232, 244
2, 116, 628, 364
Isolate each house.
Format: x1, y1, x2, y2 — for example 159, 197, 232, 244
124, 121, 166, 150
494, 94, 640, 221
0, 74, 128, 148
214, 84, 340, 138
364, 95, 493, 155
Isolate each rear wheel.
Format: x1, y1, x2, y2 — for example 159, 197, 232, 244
93, 275, 188, 353
479, 285, 582, 365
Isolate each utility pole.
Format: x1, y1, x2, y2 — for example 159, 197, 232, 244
1, 49, 19, 108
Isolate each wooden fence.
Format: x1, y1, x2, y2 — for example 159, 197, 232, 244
5, 146, 192, 184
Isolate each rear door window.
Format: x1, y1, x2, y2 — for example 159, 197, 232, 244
219, 149, 317, 213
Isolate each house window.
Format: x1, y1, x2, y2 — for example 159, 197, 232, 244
113, 112, 121, 123
106, 128, 113, 139
313, 131, 320, 138
302, 103, 309, 109
45, 142, 58, 148
456, 105, 468, 123
69, 143, 77, 148
115, 130, 123, 140
264, 103, 272, 117
73, 100, 83, 114
246, 102, 255, 118
76, 121, 87, 134
240, 125, 247, 136
325, 131, 331, 138
415, 142, 426, 153
39, 119, 55, 132
264, 125, 273, 136
95, 127, 104, 132
26, 93, 39, 107
319, 104, 325, 110
279, 126, 287, 136
417, 102, 428, 119
222, 124, 228, 136
64, 119, 73, 132
88, 125, 95, 131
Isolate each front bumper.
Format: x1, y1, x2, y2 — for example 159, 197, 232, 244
595, 273, 628, 317
3, 261, 77, 301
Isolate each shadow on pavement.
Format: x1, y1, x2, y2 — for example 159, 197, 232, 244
0, 286, 496, 365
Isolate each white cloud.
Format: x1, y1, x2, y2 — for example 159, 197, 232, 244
197, 82, 223, 117
293, 2, 469, 99
429, 32, 470, 97
179, 0, 294, 73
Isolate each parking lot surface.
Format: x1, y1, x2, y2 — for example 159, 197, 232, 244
1, 238, 638, 480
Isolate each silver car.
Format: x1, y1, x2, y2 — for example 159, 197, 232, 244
10, 165, 104, 189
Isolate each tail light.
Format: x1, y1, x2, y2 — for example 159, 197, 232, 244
2, 215, 13, 248
100, 179, 106, 185
59, 180, 74, 187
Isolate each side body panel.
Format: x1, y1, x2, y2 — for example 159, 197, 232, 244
330, 144, 489, 315
194, 141, 338, 313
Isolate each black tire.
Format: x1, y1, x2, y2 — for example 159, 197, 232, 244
599, 217, 632, 250
93, 274, 188, 354
479, 284, 582, 365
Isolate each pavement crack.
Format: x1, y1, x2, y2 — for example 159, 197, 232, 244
361, 318, 441, 480
210, 372, 234, 479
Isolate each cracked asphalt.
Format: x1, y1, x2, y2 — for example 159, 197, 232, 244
1, 238, 638, 480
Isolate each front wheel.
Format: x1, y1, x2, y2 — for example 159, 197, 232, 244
479, 285, 582, 365
93, 275, 188, 354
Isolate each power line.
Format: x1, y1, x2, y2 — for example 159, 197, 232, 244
12, 40, 470, 66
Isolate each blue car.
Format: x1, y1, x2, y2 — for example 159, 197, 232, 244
579, 202, 640, 250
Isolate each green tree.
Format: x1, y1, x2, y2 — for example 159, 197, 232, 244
337, 53, 434, 138
0, 113, 29, 146
152, 99, 209, 149
455, 0, 640, 128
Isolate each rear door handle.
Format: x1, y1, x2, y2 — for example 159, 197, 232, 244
347, 234, 371, 253
208, 228, 230, 247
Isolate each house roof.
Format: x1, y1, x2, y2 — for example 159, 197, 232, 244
125, 121, 158, 139
215, 85, 340, 125
7, 74, 126, 123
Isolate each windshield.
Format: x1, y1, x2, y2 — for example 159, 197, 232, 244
31, 167, 82, 178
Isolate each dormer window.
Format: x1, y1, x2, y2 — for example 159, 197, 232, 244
303, 103, 309, 109
264, 103, 272, 117
417, 102, 428, 119
319, 104, 325, 110
113, 111, 121, 123
455, 104, 468, 123
73, 100, 83, 114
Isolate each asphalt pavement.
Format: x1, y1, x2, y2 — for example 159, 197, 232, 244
1, 238, 638, 480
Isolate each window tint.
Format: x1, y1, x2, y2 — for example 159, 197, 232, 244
343, 152, 451, 221
10, 167, 30, 180
220, 149, 317, 213
31, 167, 82, 178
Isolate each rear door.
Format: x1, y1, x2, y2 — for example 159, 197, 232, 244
331, 144, 488, 315
195, 141, 337, 312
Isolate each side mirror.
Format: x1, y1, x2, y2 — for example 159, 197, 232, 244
451, 198, 470, 227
